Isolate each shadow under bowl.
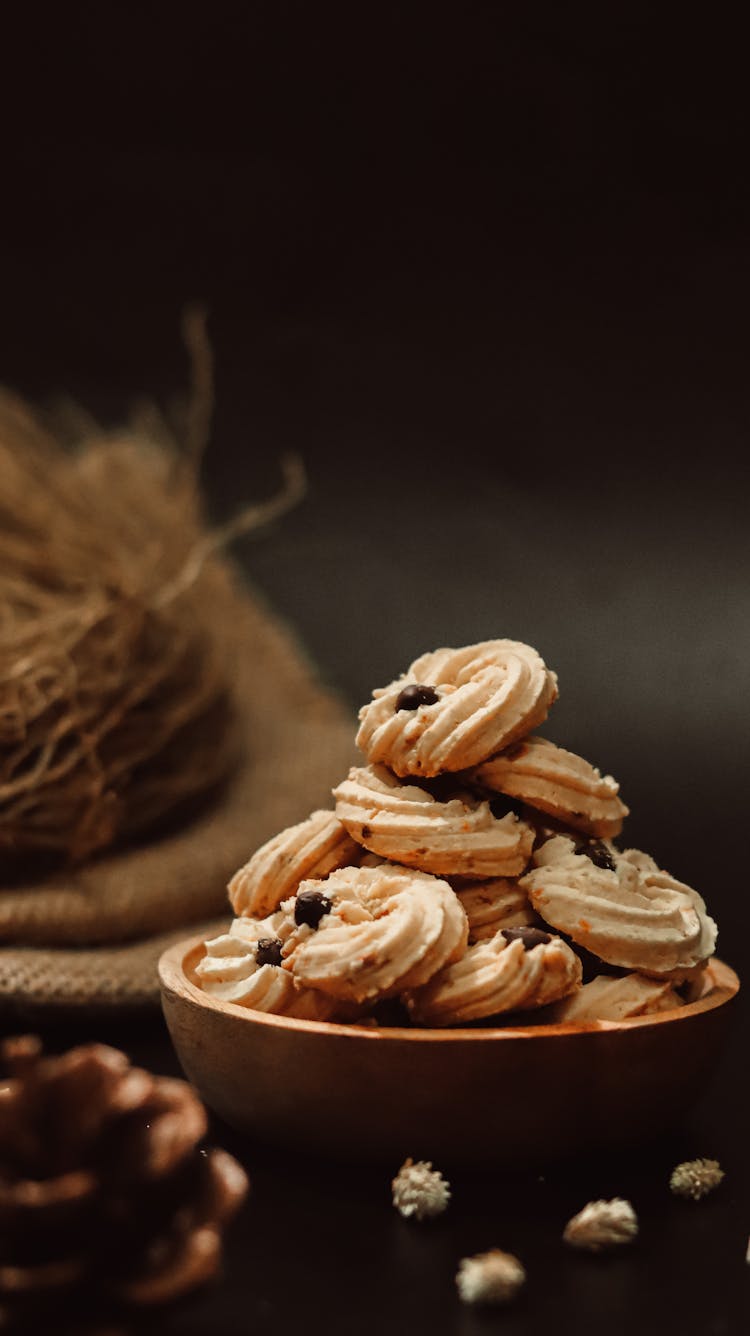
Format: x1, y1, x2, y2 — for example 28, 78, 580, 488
159, 935, 739, 1167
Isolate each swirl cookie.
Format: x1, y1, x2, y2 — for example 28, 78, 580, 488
355, 640, 558, 777
281, 863, 469, 1004
333, 764, 534, 877
520, 835, 717, 978
549, 972, 684, 1023
469, 736, 629, 838
452, 877, 538, 942
228, 809, 361, 917
404, 925, 582, 1025
194, 914, 341, 1020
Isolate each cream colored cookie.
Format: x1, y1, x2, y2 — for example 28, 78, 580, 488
228, 809, 361, 917
469, 735, 628, 838
194, 913, 340, 1020
355, 640, 558, 777
520, 835, 717, 978
453, 877, 538, 942
549, 972, 684, 1023
282, 863, 469, 1003
333, 764, 534, 877
404, 925, 582, 1025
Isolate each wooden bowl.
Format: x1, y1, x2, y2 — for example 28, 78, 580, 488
159, 935, 739, 1166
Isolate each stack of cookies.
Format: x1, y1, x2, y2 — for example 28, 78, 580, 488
195, 640, 718, 1026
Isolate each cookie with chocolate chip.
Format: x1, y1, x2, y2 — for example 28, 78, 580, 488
194, 912, 343, 1020
520, 834, 717, 979
404, 925, 582, 1025
281, 863, 469, 1004
356, 640, 558, 777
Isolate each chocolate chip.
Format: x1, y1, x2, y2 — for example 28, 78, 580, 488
370, 997, 412, 1027
395, 683, 440, 711
561, 936, 626, 983
361, 825, 372, 839
411, 773, 460, 803
503, 741, 529, 761
501, 926, 552, 950
294, 889, 332, 929
255, 937, 283, 967
489, 793, 526, 820
574, 840, 617, 871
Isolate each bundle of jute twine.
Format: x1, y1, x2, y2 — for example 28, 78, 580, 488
0, 314, 358, 1013
0, 311, 305, 865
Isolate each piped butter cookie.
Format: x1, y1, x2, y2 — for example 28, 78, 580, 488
355, 640, 558, 777
468, 735, 628, 838
194, 914, 342, 1020
404, 925, 582, 1025
549, 972, 684, 1023
452, 877, 538, 942
333, 764, 534, 877
281, 863, 469, 1003
228, 809, 361, 917
520, 835, 717, 979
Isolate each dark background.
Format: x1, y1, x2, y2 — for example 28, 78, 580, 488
1, 5, 748, 1332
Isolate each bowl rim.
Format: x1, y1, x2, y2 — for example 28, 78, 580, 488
159, 934, 740, 1043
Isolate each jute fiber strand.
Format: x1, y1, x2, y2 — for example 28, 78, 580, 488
0, 318, 358, 1009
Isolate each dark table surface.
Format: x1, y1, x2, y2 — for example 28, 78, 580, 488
2, 6, 749, 1332
3, 1002, 743, 1336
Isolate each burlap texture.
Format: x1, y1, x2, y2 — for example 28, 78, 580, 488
0, 569, 358, 1012
0, 918, 230, 1015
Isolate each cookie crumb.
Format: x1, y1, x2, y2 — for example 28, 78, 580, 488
391, 1157, 450, 1220
456, 1249, 526, 1305
563, 1198, 638, 1251
669, 1157, 724, 1200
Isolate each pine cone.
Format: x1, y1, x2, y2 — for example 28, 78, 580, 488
0, 1036, 248, 1319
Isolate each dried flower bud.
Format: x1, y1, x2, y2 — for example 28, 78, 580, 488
563, 1198, 638, 1251
391, 1158, 450, 1220
456, 1249, 526, 1305
669, 1158, 724, 1200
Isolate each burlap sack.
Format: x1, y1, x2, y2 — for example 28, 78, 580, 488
0, 918, 230, 1016
0, 569, 358, 1013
